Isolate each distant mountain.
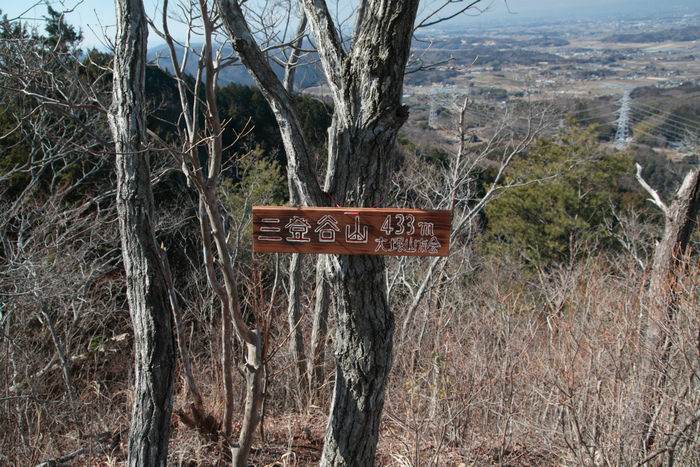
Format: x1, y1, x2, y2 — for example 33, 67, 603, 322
440, 0, 699, 30
602, 26, 700, 43
147, 44, 256, 86
490, 0, 699, 21
147, 43, 325, 89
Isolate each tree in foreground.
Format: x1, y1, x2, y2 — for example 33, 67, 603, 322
634, 133, 700, 463
149, 3, 269, 463
214, 0, 492, 464
109, 0, 176, 464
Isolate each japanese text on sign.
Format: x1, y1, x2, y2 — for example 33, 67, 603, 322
253, 207, 451, 257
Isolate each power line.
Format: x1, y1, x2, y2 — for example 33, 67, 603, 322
628, 105, 697, 142
630, 105, 699, 132
633, 101, 700, 127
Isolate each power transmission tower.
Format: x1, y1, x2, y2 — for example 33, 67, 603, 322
429, 88, 438, 128
615, 91, 634, 150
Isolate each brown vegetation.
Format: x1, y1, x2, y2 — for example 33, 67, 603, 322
2, 2, 700, 466
4, 234, 700, 465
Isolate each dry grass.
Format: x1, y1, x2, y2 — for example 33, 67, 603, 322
3, 247, 700, 466
382, 252, 700, 466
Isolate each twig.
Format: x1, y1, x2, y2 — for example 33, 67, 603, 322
35, 428, 127, 467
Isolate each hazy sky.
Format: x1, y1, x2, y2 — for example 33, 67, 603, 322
2, 0, 697, 50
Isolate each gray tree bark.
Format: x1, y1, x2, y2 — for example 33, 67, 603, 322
287, 251, 308, 407
308, 258, 330, 405
321, 256, 394, 466
305, 3, 418, 461
109, 0, 176, 464
217, 0, 420, 464
284, 16, 311, 408
636, 164, 700, 458
647, 167, 700, 306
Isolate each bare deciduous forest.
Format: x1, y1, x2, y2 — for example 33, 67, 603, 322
2, 1, 700, 466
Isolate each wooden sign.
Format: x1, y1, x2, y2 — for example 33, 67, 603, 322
253, 206, 451, 257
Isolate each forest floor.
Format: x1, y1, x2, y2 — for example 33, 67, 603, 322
54, 411, 559, 467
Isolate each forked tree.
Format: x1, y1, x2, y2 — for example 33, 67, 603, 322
150, 2, 265, 464
635, 156, 700, 463
214, 0, 489, 464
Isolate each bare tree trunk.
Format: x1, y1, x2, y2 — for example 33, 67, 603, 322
647, 167, 700, 304
282, 12, 308, 95
200, 186, 264, 467
400, 255, 444, 342
321, 255, 394, 466
38, 302, 77, 404
198, 202, 237, 437
110, 0, 176, 464
218, 0, 420, 464
153, 2, 265, 461
283, 18, 311, 403
287, 252, 308, 407
636, 165, 700, 456
309, 258, 331, 405
313, 0, 419, 458
235, 330, 263, 463
161, 245, 219, 436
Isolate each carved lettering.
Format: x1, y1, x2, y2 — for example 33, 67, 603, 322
253, 207, 451, 256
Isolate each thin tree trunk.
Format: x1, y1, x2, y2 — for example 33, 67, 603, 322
38, 302, 77, 404
287, 252, 308, 407
110, 0, 176, 464
287, 177, 308, 407
161, 244, 219, 436
156, 1, 264, 459
400, 255, 443, 342
199, 187, 264, 467
308, 257, 330, 405
233, 330, 264, 464
282, 12, 308, 95
218, 1, 420, 464
284, 19, 310, 402
198, 201, 236, 437
636, 165, 700, 456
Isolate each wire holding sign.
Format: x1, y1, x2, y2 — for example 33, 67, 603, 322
253, 207, 451, 257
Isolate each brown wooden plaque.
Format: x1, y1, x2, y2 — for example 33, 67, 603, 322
253, 206, 451, 256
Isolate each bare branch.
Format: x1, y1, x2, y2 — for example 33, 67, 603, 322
216, 0, 324, 207
415, 0, 491, 30
635, 162, 670, 216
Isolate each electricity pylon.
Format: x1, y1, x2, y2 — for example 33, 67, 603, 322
429, 88, 438, 128
615, 91, 634, 150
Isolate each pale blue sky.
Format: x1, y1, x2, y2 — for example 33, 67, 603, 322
2, 0, 167, 50
2, 0, 697, 51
